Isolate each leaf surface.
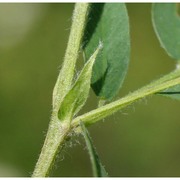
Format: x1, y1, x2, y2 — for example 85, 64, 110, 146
80, 121, 108, 177
83, 3, 130, 101
152, 3, 180, 59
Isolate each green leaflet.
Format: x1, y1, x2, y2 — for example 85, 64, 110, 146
80, 121, 108, 177
83, 3, 130, 101
152, 3, 180, 59
58, 46, 101, 121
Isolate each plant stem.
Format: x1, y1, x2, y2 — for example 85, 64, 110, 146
32, 119, 70, 177
53, 3, 89, 113
32, 3, 89, 177
32, 2, 180, 176
72, 69, 180, 127
32, 69, 180, 176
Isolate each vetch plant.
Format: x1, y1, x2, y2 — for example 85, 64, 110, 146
32, 3, 180, 177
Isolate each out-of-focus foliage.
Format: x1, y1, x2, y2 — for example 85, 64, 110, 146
152, 3, 180, 60
0, 3, 180, 177
152, 3, 180, 100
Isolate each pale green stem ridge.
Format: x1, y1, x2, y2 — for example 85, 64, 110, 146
53, 3, 89, 114
72, 69, 180, 127
32, 3, 90, 177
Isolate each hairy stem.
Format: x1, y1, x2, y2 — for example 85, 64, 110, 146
72, 69, 180, 127
53, 3, 89, 114
32, 119, 70, 177
32, 3, 180, 177
32, 3, 89, 177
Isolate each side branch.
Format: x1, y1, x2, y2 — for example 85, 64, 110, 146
72, 70, 180, 127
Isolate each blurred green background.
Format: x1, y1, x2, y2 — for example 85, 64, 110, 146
0, 3, 180, 177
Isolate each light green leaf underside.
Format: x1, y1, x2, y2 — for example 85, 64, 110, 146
58, 46, 101, 121
83, 3, 130, 101
80, 121, 108, 177
158, 84, 180, 100
154, 69, 180, 100
152, 3, 180, 60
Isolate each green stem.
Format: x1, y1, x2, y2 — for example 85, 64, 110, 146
32, 119, 70, 177
32, 3, 89, 177
32, 3, 180, 176
52, 3, 89, 114
72, 69, 180, 127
